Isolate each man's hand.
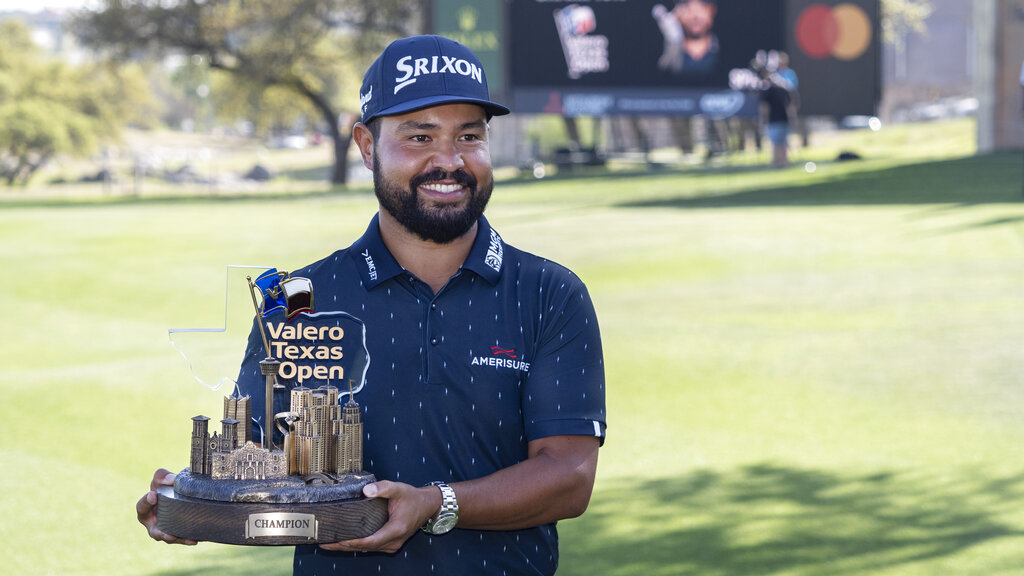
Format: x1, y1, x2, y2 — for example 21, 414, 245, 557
137, 468, 198, 546
319, 480, 441, 554
322, 435, 598, 554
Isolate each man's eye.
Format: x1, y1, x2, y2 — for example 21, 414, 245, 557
411, 135, 430, 142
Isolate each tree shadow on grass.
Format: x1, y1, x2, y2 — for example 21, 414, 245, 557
141, 463, 1024, 576
616, 153, 1024, 209
560, 463, 1024, 576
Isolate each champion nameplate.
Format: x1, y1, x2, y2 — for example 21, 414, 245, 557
245, 513, 318, 540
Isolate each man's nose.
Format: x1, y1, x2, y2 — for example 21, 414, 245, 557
428, 141, 465, 173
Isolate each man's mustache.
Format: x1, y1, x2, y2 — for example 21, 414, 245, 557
410, 168, 477, 191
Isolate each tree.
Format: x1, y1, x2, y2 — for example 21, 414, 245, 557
0, 20, 156, 186
206, 59, 320, 138
881, 0, 934, 49
71, 0, 422, 186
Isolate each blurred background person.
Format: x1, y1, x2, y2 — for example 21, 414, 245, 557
759, 66, 792, 168
773, 51, 806, 148
653, 0, 719, 75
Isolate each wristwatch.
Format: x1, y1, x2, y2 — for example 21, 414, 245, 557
421, 481, 459, 535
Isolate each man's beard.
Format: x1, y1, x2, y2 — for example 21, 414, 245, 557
373, 155, 493, 244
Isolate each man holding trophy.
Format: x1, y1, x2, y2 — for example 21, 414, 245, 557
137, 35, 607, 575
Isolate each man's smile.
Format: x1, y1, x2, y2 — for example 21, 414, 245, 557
419, 182, 465, 195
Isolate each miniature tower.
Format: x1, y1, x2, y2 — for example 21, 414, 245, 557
246, 274, 285, 451
190, 415, 211, 475
220, 418, 239, 452
285, 386, 310, 474
313, 386, 341, 471
338, 381, 363, 473
259, 358, 282, 449
223, 395, 251, 446
293, 387, 330, 474
340, 396, 363, 473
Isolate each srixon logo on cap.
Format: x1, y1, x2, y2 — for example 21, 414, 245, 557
393, 54, 484, 94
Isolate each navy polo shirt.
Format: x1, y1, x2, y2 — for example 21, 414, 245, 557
235, 214, 606, 575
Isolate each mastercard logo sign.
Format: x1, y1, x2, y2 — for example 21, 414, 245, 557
795, 3, 873, 60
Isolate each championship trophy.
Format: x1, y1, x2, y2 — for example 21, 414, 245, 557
157, 267, 388, 545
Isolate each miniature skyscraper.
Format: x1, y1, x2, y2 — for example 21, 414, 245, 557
223, 396, 251, 445
338, 391, 363, 473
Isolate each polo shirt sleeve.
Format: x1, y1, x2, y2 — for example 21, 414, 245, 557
523, 270, 607, 445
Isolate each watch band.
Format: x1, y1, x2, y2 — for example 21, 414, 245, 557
421, 481, 459, 535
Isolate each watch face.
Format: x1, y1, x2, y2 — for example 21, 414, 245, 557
431, 513, 458, 535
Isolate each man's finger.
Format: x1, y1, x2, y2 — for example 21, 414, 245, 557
136, 492, 157, 520
363, 480, 392, 498
149, 524, 197, 546
150, 469, 175, 491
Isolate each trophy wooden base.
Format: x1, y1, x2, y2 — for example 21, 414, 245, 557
156, 485, 388, 545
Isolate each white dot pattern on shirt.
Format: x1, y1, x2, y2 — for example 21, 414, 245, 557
258, 235, 599, 575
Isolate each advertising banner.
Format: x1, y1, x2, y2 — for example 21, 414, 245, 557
431, 0, 506, 97
784, 0, 881, 116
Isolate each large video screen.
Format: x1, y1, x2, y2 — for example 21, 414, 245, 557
508, 0, 784, 117
506, 0, 878, 118
510, 0, 784, 88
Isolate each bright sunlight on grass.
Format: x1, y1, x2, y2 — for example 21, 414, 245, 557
4, 118, 1024, 575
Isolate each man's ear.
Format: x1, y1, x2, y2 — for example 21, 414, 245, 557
352, 122, 374, 171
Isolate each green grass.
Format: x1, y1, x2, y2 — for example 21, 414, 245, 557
5, 117, 1024, 574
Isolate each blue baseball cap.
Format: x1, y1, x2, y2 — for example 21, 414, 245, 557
359, 35, 510, 124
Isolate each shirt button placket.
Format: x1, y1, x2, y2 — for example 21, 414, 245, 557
426, 297, 441, 383
430, 301, 440, 346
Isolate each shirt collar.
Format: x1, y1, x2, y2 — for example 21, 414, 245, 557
350, 214, 505, 289
350, 214, 405, 289
462, 215, 504, 285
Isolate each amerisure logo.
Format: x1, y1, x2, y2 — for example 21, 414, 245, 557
471, 345, 530, 372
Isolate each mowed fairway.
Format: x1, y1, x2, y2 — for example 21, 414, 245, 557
4, 119, 1024, 575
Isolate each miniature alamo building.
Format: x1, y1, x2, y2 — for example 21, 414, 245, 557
189, 385, 364, 480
